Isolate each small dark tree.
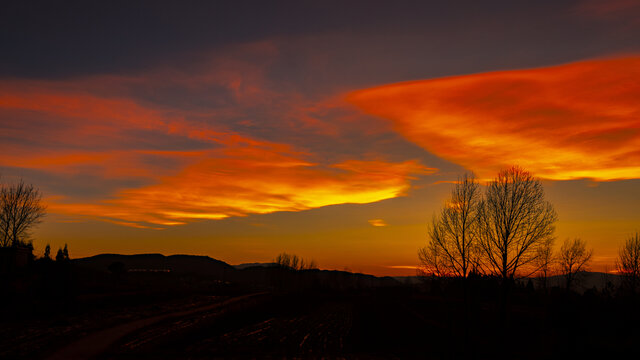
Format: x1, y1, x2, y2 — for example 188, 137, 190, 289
617, 233, 640, 293
44, 244, 51, 260
275, 252, 317, 270
55, 248, 65, 262
299, 258, 318, 270
63, 243, 70, 260
559, 238, 593, 291
0, 179, 46, 247
275, 252, 294, 269
289, 254, 299, 270
272, 252, 318, 292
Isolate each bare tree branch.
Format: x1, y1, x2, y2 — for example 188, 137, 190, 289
559, 238, 593, 291
617, 232, 640, 293
0, 179, 46, 247
419, 173, 482, 278
275, 252, 317, 270
476, 166, 557, 281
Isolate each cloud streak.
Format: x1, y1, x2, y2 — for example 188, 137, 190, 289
347, 56, 640, 181
50, 149, 429, 227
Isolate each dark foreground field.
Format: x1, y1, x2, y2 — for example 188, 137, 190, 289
4, 289, 640, 359
3, 255, 640, 359
96, 292, 640, 359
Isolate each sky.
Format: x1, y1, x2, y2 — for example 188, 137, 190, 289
1, 0, 639, 275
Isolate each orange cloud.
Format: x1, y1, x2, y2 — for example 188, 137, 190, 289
0, 43, 439, 228
347, 56, 640, 181
50, 146, 431, 227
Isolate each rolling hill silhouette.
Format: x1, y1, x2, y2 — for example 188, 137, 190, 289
73, 253, 401, 290
74, 253, 234, 278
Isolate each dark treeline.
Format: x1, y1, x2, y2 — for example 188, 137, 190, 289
418, 167, 639, 294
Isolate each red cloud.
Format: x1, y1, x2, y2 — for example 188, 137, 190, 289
347, 56, 640, 181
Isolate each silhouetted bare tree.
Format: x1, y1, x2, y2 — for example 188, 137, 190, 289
617, 233, 640, 293
0, 179, 46, 247
299, 257, 317, 271
275, 252, 317, 270
275, 252, 296, 269
44, 244, 51, 260
476, 166, 557, 281
559, 238, 593, 291
475, 167, 556, 327
533, 237, 556, 291
419, 173, 481, 278
418, 173, 483, 353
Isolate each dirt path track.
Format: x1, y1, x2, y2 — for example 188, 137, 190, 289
47, 293, 265, 360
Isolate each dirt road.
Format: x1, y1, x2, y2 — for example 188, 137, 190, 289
47, 293, 266, 360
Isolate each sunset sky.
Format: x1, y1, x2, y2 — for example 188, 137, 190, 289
1, 0, 639, 275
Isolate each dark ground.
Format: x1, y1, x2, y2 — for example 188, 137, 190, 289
3, 257, 640, 359
3, 288, 638, 359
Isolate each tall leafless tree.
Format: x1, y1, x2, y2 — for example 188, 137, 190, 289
0, 179, 46, 247
418, 173, 482, 353
476, 166, 557, 281
617, 233, 640, 293
419, 173, 481, 278
558, 238, 593, 291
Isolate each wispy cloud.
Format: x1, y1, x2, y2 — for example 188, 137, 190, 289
348, 56, 640, 181
0, 45, 435, 228
49, 152, 429, 227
